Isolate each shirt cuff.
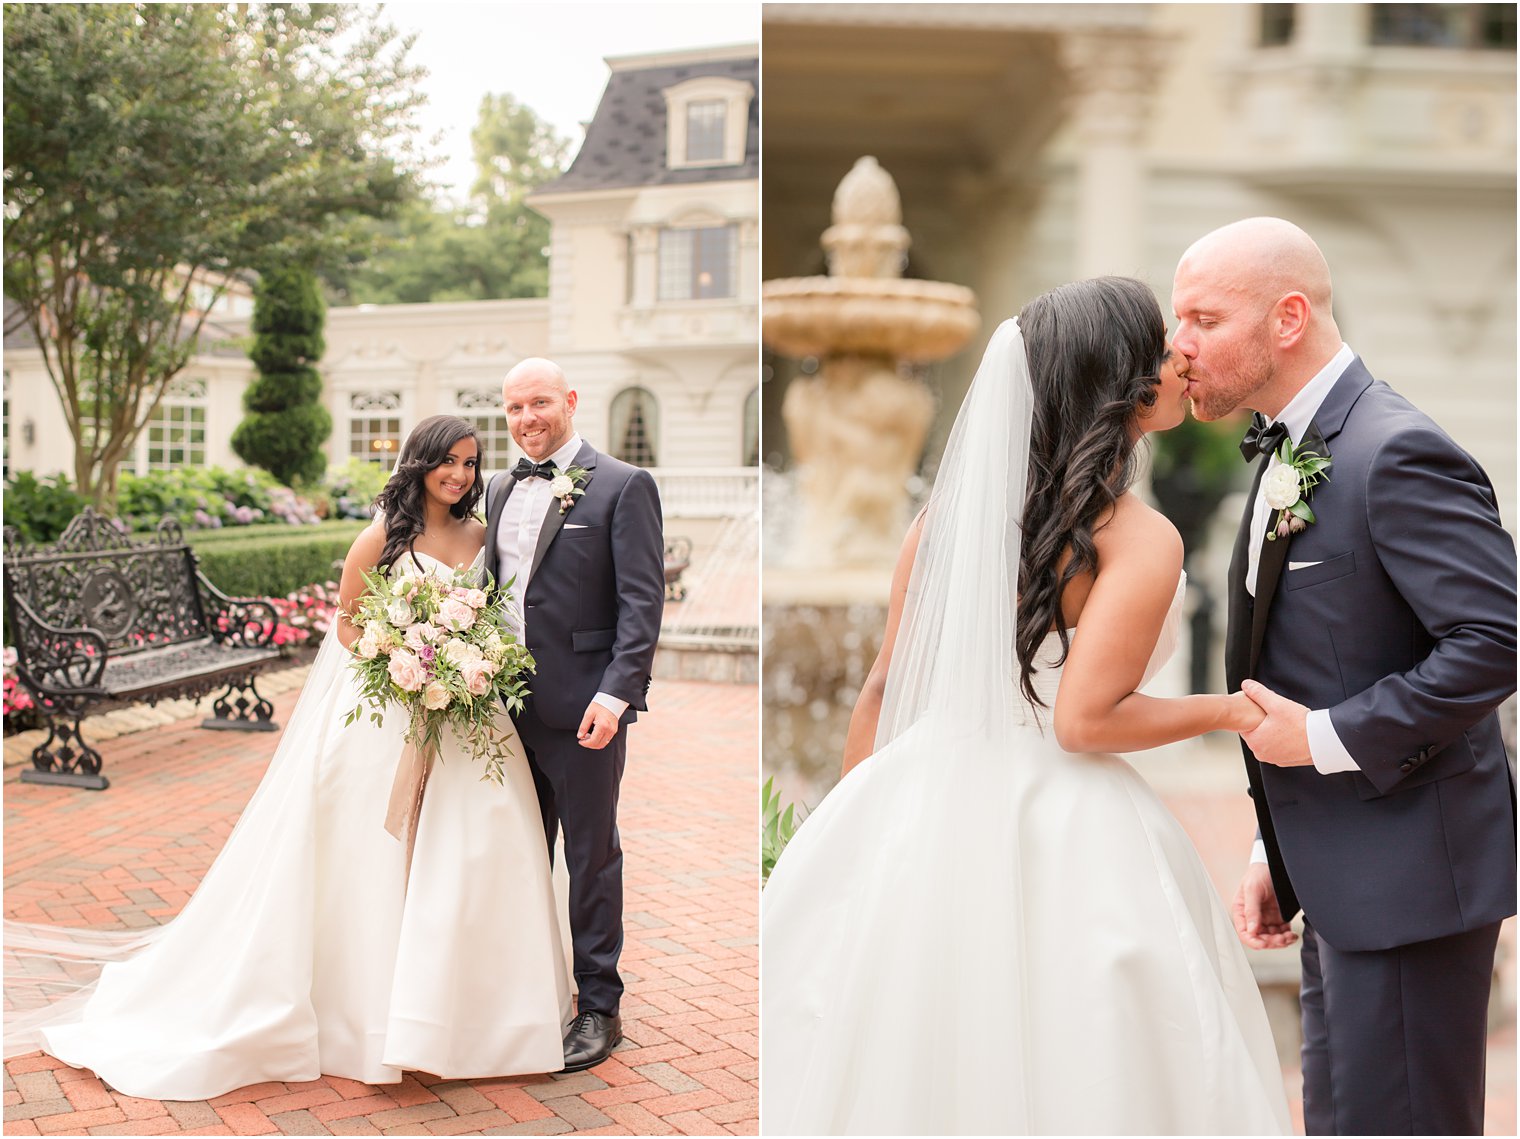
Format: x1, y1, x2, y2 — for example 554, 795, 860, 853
1250, 839, 1269, 866
592, 691, 629, 718
1307, 708, 1360, 774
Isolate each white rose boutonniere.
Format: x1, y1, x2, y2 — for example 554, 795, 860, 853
1265, 438, 1332, 541
552, 465, 589, 515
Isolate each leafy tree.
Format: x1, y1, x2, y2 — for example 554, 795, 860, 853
3, 3, 426, 507
332, 93, 570, 304
232, 267, 332, 486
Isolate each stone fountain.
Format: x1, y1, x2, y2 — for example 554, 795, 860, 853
762, 157, 979, 802
764, 157, 979, 581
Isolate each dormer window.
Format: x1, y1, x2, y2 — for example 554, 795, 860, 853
664, 76, 753, 170
686, 100, 727, 162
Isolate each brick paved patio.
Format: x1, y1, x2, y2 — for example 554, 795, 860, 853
4, 672, 758, 1136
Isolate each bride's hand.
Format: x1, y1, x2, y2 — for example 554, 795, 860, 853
1223, 691, 1266, 734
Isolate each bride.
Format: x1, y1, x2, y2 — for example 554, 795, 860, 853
762, 278, 1292, 1135
4, 415, 571, 1101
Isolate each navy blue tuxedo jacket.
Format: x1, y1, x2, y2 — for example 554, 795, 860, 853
484, 441, 665, 732
1226, 358, 1517, 952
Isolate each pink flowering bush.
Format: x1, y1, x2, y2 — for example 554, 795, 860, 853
268, 581, 340, 651
3, 647, 38, 731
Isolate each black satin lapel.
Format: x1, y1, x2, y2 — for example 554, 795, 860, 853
1249, 522, 1290, 675
1247, 420, 1327, 675
485, 473, 515, 595
530, 495, 567, 578
528, 442, 601, 578
1299, 421, 1329, 464
1226, 458, 1270, 690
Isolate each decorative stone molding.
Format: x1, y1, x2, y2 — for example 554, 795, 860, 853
1060, 31, 1165, 145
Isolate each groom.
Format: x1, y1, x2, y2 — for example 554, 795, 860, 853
1173, 217, 1517, 1135
485, 357, 665, 1072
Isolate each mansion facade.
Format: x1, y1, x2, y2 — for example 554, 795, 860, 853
4, 43, 759, 522
762, 4, 1517, 520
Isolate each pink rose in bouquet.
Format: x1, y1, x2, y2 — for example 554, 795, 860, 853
437, 597, 476, 632
387, 649, 426, 693
460, 659, 494, 697
346, 562, 535, 787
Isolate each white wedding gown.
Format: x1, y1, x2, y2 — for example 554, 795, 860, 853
762, 575, 1291, 1135
4, 549, 571, 1101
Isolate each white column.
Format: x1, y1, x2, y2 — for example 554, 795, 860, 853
632, 225, 659, 307
737, 217, 760, 303
1293, 4, 1365, 161
1061, 33, 1162, 280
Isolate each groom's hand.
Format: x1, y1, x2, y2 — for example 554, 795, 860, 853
1231, 863, 1298, 950
577, 702, 619, 750
1239, 680, 1313, 767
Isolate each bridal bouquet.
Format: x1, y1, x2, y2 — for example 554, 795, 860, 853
344, 565, 534, 786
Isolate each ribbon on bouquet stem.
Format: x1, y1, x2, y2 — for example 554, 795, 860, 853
384, 735, 437, 879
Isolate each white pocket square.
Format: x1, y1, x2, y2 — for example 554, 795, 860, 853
563, 523, 588, 530
1288, 560, 1322, 571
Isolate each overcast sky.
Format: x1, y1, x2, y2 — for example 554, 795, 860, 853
386, 2, 759, 200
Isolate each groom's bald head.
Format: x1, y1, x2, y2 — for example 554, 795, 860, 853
502, 357, 577, 460
1172, 217, 1343, 420
1178, 217, 1334, 313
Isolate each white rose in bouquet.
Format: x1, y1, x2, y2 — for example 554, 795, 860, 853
443, 638, 483, 666
386, 598, 415, 628
403, 622, 443, 651
423, 680, 452, 711
356, 627, 382, 660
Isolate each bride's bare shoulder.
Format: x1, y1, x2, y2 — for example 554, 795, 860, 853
1094, 494, 1183, 576
346, 520, 387, 561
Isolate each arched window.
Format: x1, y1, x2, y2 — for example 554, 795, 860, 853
743, 386, 760, 467
609, 387, 659, 467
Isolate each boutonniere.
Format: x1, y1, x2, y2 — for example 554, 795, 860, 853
1264, 439, 1331, 541
549, 466, 588, 515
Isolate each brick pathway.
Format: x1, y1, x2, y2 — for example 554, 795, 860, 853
4, 675, 758, 1136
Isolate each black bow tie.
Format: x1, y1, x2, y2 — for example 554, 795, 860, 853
1239, 414, 1289, 461
512, 458, 557, 481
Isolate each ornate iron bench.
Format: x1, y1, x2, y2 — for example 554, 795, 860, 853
664, 537, 692, 602
4, 509, 282, 790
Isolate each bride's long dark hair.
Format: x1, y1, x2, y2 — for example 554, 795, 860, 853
1014, 276, 1169, 705
373, 415, 485, 572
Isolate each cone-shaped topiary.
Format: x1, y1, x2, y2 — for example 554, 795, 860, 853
232, 267, 332, 486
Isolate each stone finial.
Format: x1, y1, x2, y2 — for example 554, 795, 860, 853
821, 157, 911, 280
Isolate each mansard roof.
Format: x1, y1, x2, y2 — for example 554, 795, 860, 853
537, 48, 758, 195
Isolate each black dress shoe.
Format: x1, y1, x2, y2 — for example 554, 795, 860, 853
560, 1009, 622, 1073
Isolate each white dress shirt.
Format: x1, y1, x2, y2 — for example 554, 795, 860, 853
496, 433, 628, 720
1246, 344, 1358, 865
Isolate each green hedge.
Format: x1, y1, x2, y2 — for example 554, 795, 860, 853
193, 526, 366, 598
187, 520, 367, 549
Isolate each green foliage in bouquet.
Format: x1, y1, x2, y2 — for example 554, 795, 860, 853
344, 565, 534, 785
762, 776, 807, 885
